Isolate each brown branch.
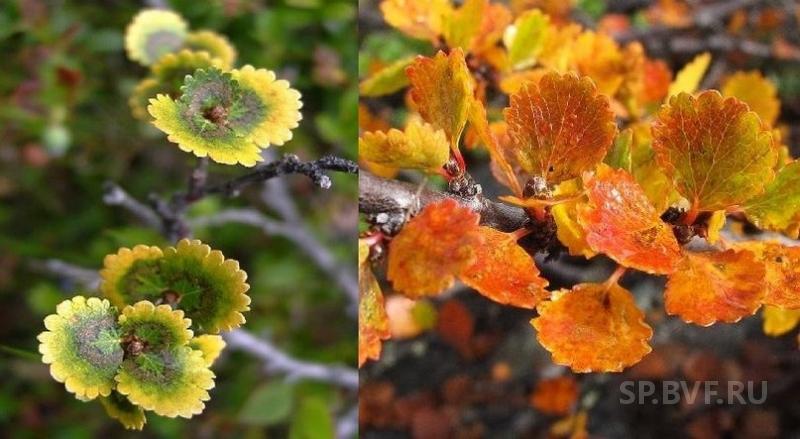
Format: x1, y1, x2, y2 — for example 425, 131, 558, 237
359, 170, 530, 233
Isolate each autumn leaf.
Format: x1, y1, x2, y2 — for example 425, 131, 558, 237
387, 199, 482, 298
743, 161, 800, 237
628, 122, 678, 212
762, 305, 800, 337
360, 57, 413, 97
379, 0, 451, 42
572, 31, 626, 97
641, 59, 672, 104
460, 227, 549, 309
504, 72, 617, 185
735, 241, 800, 309
532, 283, 653, 373
359, 117, 450, 172
651, 91, 776, 212
721, 71, 780, 127
503, 9, 551, 70
605, 129, 633, 172
469, 2, 512, 56
530, 376, 579, 416
359, 240, 390, 367
442, 0, 485, 51
578, 164, 681, 274
705, 210, 726, 244
551, 179, 596, 258
666, 52, 710, 98
664, 250, 766, 326
407, 49, 475, 152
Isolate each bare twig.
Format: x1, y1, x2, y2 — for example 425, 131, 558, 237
359, 169, 530, 233
102, 182, 162, 230
190, 209, 359, 306
28, 259, 102, 290
223, 329, 359, 390
336, 405, 359, 439
204, 154, 358, 197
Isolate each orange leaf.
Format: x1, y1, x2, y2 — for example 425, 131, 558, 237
532, 282, 653, 373
735, 241, 800, 309
578, 164, 681, 274
407, 49, 475, 152
664, 250, 766, 326
436, 299, 474, 358
652, 91, 777, 211
359, 240, 390, 367
641, 59, 672, 104
380, 0, 452, 42
530, 376, 579, 416
460, 227, 550, 309
387, 199, 482, 298
504, 72, 617, 185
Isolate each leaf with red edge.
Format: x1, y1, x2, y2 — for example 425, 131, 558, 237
460, 227, 549, 309
651, 91, 777, 211
407, 49, 475, 152
532, 282, 653, 373
358, 240, 390, 367
387, 199, 482, 298
664, 249, 766, 326
578, 164, 682, 274
503, 72, 617, 185
735, 241, 800, 309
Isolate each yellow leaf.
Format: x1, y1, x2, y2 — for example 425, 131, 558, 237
359, 118, 450, 172
503, 9, 552, 71
380, 0, 452, 42
551, 179, 596, 258
706, 210, 726, 244
762, 305, 800, 337
442, 0, 486, 51
722, 71, 780, 127
667, 52, 711, 98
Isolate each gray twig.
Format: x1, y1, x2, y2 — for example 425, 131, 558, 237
223, 329, 359, 390
102, 182, 162, 230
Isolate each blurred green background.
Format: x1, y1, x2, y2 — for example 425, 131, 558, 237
0, 0, 357, 437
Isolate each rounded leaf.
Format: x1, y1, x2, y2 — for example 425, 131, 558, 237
387, 199, 482, 298
359, 118, 449, 172
184, 30, 237, 68
148, 68, 262, 166
460, 226, 549, 309
652, 90, 777, 211
118, 300, 194, 350
735, 241, 800, 309
38, 296, 122, 400
125, 9, 188, 66
99, 391, 147, 430
101, 240, 250, 334
504, 72, 617, 184
229, 65, 303, 147
187, 334, 226, 367
721, 71, 779, 127
532, 283, 653, 373
578, 164, 681, 274
116, 346, 214, 418
744, 161, 800, 237
762, 305, 800, 337
664, 250, 766, 326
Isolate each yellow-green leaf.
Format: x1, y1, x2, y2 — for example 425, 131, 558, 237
744, 161, 800, 237
359, 118, 449, 172
667, 52, 710, 98
359, 57, 414, 97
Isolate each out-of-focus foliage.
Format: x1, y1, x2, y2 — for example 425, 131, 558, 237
0, 0, 356, 436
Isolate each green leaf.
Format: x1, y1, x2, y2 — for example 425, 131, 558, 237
744, 161, 800, 236
503, 9, 551, 71
359, 56, 413, 97
238, 381, 295, 426
289, 397, 334, 439
605, 128, 633, 172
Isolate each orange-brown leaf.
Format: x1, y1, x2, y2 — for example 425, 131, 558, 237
651, 91, 777, 211
735, 241, 800, 309
533, 283, 653, 373
530, 376, 579, 416
380, 0, 452, 42
460, 227, 550, 309
664, 250, 766, 326
359, 240, 390, 367
387, 199, 482, 298
407, 49, 475, 150
504, 72, 617, 184
578, 164, 681, 274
